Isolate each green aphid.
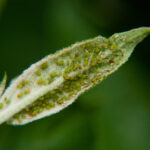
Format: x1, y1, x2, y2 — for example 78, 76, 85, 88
61, 96, 67, 101
50, 72, 58, 78
75, 82, 81, 88
102, 43, 108, 49
72, 57, 77, 63
90, 57, 96, 66
21, 114, 26, 119
43, 80, 47, 85
89, 67, 95, 72
96, 76, 102, 80
38, 97, 43, 101
21, 80, 26, 86
64, 67, 72, 73
40, 62, 48, 70
69, 91, 75, 97
96, 56, 102, 64
17, 119, 22, 124
39, 108, 44, 113
47, 77, 53, 84
92, 77, 97, 83
49, 102, 55, 107
96, 68, 101, 73
56, 60, 65, 66
94, 48, 100, 53
0, 103, 3, 109
64, 96, 70, 101
26, 80, 31, 84
31, 110, 38, 116
110, 45, 115, 50
58, 72, 62, 76
46, 105, 51, 110
77, 57, 82, 63
42, 103, 46, 107
85, 51, 90, 57
73, 64, 79, 71
66, 60, 70, 65
80, 80, 85, 86
6, 99, 10, 104
37, 77, 43, 85
3, 97, 10, 104
35, 70, 41, 76
75, 52, 79, 57
51, 90, 56, 95
82, 74, 88, 79
83, 60, 88, 67
17, 84, 23, 89
52, 96, 59, 102
17, 80, 26, 89
17, 92, 23, 98
76, 87, 81, 91
61, 53, 67, 57
84, 43, 92, 49
63, 75, 71, 80
77, 74, 83, 78
24, 89, 30, 95
57, 99, 64, 105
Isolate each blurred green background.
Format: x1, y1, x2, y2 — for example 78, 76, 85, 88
0, 0, 150, 150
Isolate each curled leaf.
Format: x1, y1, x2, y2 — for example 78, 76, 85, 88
0, 27, 150, 125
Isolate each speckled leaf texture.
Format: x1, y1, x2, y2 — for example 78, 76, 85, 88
0, 27, 150, 125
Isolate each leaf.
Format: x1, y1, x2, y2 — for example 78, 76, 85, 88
0, 27, 149, 125
0, 73, 7, 98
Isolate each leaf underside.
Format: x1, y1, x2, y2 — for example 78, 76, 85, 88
0, 27, 150, 125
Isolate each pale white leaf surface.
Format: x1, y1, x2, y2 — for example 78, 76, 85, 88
0, 27, 150, 125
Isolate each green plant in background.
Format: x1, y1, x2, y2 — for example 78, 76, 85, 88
0, 27, 149, 125
0, 0, 6, 17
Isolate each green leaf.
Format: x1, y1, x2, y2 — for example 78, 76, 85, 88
0, 27, 149, 125
0, 73, 7, 98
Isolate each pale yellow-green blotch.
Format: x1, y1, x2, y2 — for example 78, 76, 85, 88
0, 27, 150, 125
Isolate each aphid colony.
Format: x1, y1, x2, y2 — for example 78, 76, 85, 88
0, 27, 149, 125
7, 35, 126, 124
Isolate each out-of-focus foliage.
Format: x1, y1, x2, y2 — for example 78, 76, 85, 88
0, 0, 6, 16
0, 0, 150, 150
